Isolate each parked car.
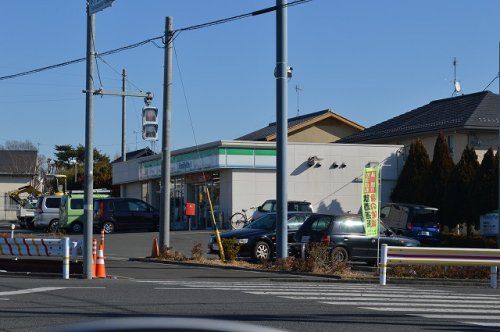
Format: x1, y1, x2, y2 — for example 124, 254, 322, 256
209, 212, 312, 260
251, 200, 313, 220
93, 198, 159, 234
32, 195, 62, 231
59, 190, 111, 233
380, 203, 440, 243
293, 214, 420, 263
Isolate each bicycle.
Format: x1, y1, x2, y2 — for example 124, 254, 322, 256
230, 207, 255, 229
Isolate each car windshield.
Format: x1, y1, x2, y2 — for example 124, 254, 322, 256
413, 209, 439, 227
245, 214, 276, 231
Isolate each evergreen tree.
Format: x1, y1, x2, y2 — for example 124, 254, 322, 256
391, 140, 431, 204
425, 133, 454, 213
473, 148, 499, 221
443, 146, 479, 228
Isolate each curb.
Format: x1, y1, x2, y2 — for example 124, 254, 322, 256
129, 257, 492, 287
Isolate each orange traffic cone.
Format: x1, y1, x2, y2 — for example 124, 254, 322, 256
151, 237, 160, 258
95, 249, 106, 278
92, 238, 97, 278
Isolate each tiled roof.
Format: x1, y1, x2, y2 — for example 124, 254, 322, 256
0, 150, 37, 175
112, 147, 155, 163
339, 91, 500, 143
236, 109, 363, 141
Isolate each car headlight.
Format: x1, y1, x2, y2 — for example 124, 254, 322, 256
237, 238, 248, 244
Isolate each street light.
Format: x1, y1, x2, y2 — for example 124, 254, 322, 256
69, 157, 78, 184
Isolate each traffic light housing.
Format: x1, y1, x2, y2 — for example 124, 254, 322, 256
142, 106, 158, 141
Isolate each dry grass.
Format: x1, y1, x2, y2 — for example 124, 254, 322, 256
388, 265, 491, 280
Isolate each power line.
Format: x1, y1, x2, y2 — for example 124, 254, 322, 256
482, 73, 499, 91
0, 0, 312, 81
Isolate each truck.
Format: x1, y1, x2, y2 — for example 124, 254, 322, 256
8, 185, 41, 229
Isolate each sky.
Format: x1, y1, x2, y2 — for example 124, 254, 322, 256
0, 0, 499, 161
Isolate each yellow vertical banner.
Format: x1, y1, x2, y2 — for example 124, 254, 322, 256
362, 167, 380, 238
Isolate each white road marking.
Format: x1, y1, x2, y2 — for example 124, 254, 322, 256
461, 322, 500, 327
180, 285, 448, 292
360, 307, 500, 314
0, 287, 105, 297
281, 296, 500, 304
412, 314, 500, 320
155, 287, 204, 290
244, 291, 500, 300
321, 301, 500, 309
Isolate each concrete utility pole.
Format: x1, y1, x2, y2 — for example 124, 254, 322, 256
497, 41, 500, 249
276, 0, 288, 258
83, 3, 96, 279
160, 16, 173, 251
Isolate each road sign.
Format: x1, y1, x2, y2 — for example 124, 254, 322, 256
89, 0, 114, 15
480, 213, 499, 236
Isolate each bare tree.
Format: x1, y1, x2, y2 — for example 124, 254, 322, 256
0, 140, 37, 151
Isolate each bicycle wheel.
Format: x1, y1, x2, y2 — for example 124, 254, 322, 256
230, 213, 247, 229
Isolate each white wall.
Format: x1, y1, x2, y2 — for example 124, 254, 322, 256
228, 143, 403, 218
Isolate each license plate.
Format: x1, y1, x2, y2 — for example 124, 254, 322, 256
211, 243, 219, 251
419, 231, 430, 236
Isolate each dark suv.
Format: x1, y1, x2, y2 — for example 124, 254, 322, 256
94, 198, 159, 233
294, 214, 420, 263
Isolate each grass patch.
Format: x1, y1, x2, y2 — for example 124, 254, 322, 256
388, 265, 491, 279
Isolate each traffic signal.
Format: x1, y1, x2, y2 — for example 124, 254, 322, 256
142, 106, 158, 141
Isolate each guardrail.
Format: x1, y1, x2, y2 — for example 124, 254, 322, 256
380, 244, 500, 288
0, 237, 82, 279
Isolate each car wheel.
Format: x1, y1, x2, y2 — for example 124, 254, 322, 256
48, 219, 59, 233
331, 246, 349, 263
71, 222, 83, 234
253, 241, 271, 261
102, 221, 115, 234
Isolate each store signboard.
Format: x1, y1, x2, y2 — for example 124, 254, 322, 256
480, 213, 499, 236
139, 159, 161, 180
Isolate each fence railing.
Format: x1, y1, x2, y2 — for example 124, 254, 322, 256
380, 244, 500, 288
0, 237, 82, 279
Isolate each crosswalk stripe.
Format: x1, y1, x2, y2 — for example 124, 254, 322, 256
320, 301, 500, 309
280, 296, 500, 304
180, 286, 452, 294
461, 322, 500, 327
180, 284, 449, 291
360, 307, 500, 314
412, 314, 500, 320
244, 291, 499, 300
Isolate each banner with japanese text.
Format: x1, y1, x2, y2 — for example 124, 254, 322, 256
361, 167, 380, 238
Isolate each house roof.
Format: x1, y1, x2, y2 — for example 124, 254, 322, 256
339, 91, 500, 143
112, 147, 155, 163
0, 150, 37, 175
236, 109, 364, 141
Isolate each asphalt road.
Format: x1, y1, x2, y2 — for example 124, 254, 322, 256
0, 260, 499, 332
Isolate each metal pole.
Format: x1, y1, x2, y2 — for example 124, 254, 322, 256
160, 16, 173, 251
83, 4, 95, 280
120, 69, 127, 198
121, 69, 127, 162
497, 41, 500, 249
276, 0, 288, 258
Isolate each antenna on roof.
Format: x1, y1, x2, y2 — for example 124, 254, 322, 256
295, 85, 303, 116
452, 57, 462, 96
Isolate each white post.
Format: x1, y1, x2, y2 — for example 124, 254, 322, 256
380, 244, 388, 285
491, 266, 498, 289
10, 224, 15, 238
63, 237, 70, 280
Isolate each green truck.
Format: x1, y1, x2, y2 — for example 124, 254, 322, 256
59, 189, 111, 233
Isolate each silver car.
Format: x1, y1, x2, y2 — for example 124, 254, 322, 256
33, 195, 62, 231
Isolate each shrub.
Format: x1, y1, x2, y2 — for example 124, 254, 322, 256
190, 242, 203, 260
389, 265, 490, 280
439, 233, 497, 248
158, 247, 187, 261
221, 238, 240, 262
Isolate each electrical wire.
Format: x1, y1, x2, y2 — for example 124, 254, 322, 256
97, 55, 144, 92
482, 73, 499, 91
0, 0, 312, 81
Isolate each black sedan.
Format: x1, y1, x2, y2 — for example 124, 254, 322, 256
208, 212, 312, 260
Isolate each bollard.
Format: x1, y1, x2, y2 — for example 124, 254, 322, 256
491, 266, 498, 289
301, 243, 306, 260
10, 224, 15, 239
379, 244, 388, 285
63, 237, 70, 280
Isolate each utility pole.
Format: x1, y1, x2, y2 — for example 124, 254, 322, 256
83, 2, 95, 280
160, 16, 173, 251
276, 0, 288, 258
121, 69, 127, 198
497, 41, 500, 249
